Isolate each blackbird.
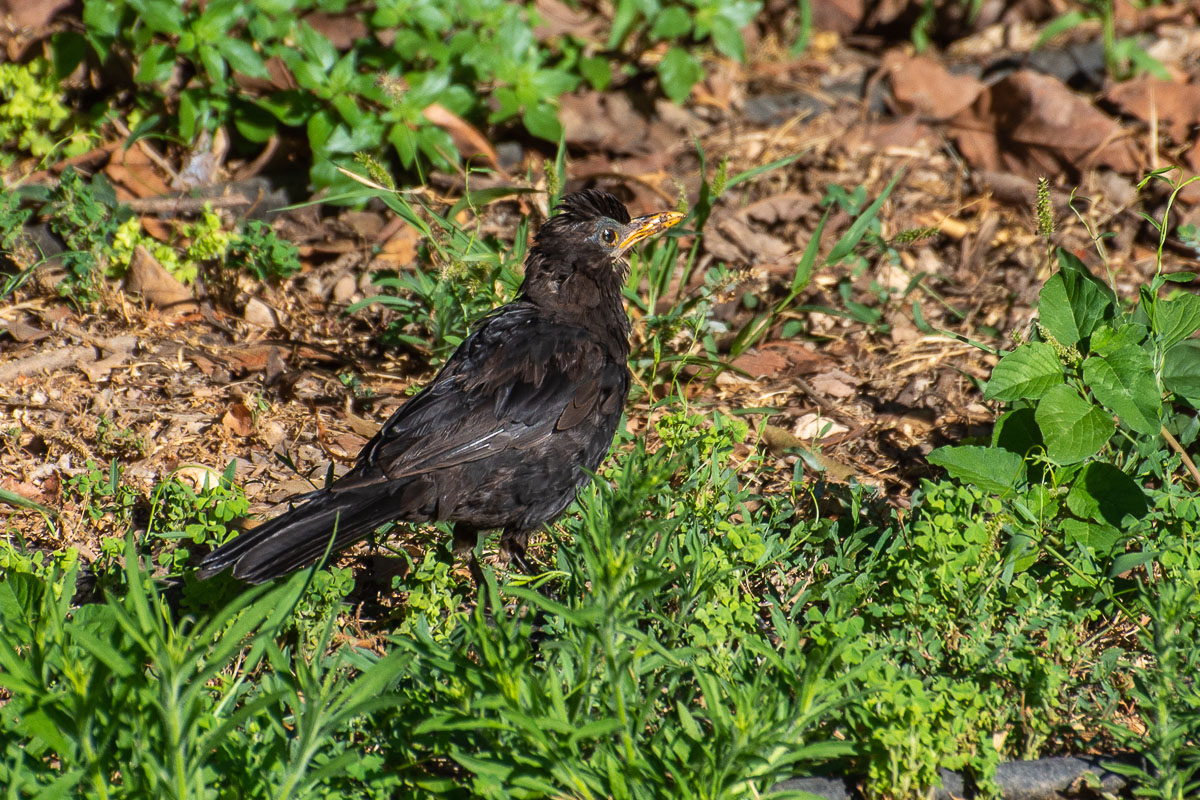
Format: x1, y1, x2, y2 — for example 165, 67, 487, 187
197, 189, 683, 585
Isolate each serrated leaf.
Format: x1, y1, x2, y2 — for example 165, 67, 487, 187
1034, 384, 1114, 464
985, 342, 1063, 401
1152, 291, 1200, 347
1090, 322, 1147, 355
927, 445, 1025, 494
1163, 339, 1200, 397
657, 47, 702, 105
1060, 518, 1121, 555
1081, 346, 1161, 435
1037, 250, 1116, 346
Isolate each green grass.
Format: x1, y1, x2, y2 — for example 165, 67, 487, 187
4, 172, 1200, 799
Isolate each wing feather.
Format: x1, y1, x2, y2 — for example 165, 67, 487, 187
333, 304, 623, 490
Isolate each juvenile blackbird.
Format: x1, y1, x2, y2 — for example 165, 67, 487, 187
197, 189, 683, 584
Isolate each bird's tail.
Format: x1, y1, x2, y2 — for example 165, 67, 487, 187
195, 483, 418, 584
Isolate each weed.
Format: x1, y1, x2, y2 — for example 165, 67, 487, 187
347, 189, 526, 361
44, 167, 130, 306
146, 462, 248, 573
0, 57, 89, 166
95, 415, 148, 460
230, 219, 301, 282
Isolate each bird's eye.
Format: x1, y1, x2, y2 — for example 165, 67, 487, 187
600, 228, 617, 246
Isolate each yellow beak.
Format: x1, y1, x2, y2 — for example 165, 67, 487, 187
616, 210, 686, 255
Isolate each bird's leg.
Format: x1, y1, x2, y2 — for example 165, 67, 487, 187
500, 526, 554, 647
451, 523, 486, 590
499, 527, 536, 576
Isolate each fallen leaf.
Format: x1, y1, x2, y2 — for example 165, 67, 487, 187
223, 402, 254, 437
704, 214, 790, 264
810, 0, 866, 34
733, 340, 828, 378
79, 351, 130, 383
301, 10, 368, 49
794, 412, 850, 440
809, 372, 858, 399
423, 103, 504, 172
244, 297, 279, 328
1, 316, 50, 343
534, 0, 604, 40
126, 245, 198, 315
1105, 77, 1200, 144
743, 193, 815, 225
105, 144, 173, 200
375, 224, 421, 267
885, 51, 985, 121
346, 412, 381, 438
949, 70, 1140, 178
173, 465, 225, 491
0, 0, 72, 29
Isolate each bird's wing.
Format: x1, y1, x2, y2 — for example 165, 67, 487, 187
333, 305, 626, 490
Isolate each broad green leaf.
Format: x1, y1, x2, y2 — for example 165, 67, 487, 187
1035, 384, 1113, 464
657, 47, 702, 105
709, 15, 746, 62
198, 43, 228, 86
927, 445, 1025, 494
608, 0, 640, 48
296, 21, 337, 69
232, 101, 278, 143
134, 43, 176, 85
216, 38, 270, 79
992, 407, 1044, 458
984, 342, 1063, 401
1109, 550, 1159, 576
675, 701, 703, 741
129, 0, 185, 35
522, 102, 562, 142
1064, 462, 1148, 526
579, 55, 611, 90
1151, 291, 1200, 347
1037, 250, 1116, 346
1163, 339, 1200, 397
1060, 518, 1121, 555
650, 6, 691, 38
1058, 247, 1117, 306
530, 68, 578, 98
1081, 346, 1161, 435
1090, 321, 1146, 355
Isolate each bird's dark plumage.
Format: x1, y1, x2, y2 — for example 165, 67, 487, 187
197, 189, 683, 584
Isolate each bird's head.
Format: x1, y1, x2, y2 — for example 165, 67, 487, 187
522, 189, 684, 303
